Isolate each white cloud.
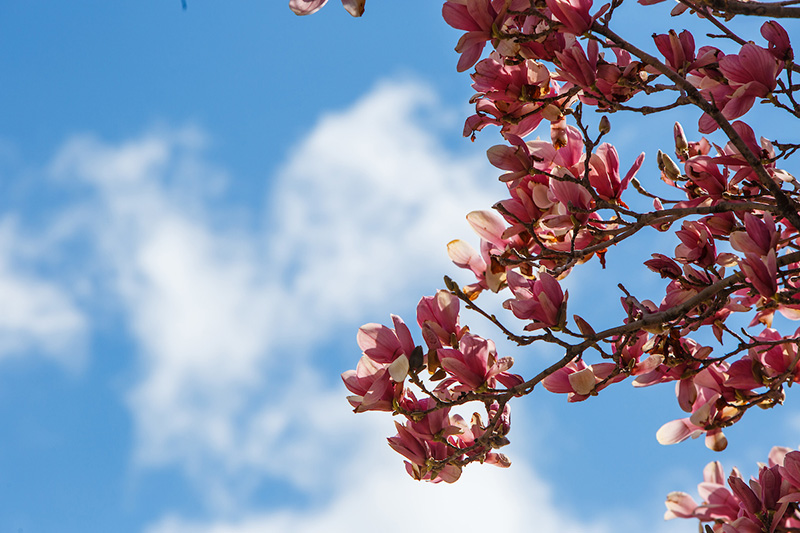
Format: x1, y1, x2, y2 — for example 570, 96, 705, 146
0, 217, 87, 368
47, 78, 606, 533
46, 79, 503, 503
268, 78, 499, 332
145, 431, 609, 533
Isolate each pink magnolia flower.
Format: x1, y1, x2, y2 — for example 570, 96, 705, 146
342, 355, 400, 413
696, 43, 781, 131
289, 0, 365, 16
417, 290, 463, 350
356, 315, 416, 365
781, 450, 800, 489
684, 155, 728, 199
730, 213, 779, 257
504, 270, 568, 330
716, 121, 788, 185
542, 359, 624, 401
547, 172, 594, 222
665, 460, 740, 523
487, 134, 538, 185
644, 253, 682, 279
740, 250, 778, 298
387, 420, 462, 483
467, 209, 510, 250
442, 0, 528, 72
657, 364, 738, 451
587, 143, 645, 201
464, 54, 565, 138
675, 220, 717, 267
555, 38, 598, 89
447, 237, 506, 296
654, 29, 696, 73
437, 333, 523, 391
747, 328, 800, 382
761, 20, 793, 61
546, 0, 593, 35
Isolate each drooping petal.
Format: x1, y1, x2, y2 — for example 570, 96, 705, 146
289, 0, 328, 15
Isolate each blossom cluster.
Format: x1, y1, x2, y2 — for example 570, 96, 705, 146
666, 447, 800, 533
342, 291, 521, 482
290, 0, 800, 529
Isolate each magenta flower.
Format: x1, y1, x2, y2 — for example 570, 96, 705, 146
654, 29, 696, 73
341, 355, 400, 413
684, 155, 728, 198
542, 360, 623, 401
730, 213, 779, 257
356, 315, 416, 365
644, 253, 682, 279
717, 43, 781, 121
437, 334, 523, 391
442, 0, 512, 72
761, 20, 793, 61
417, 290, 462, 350
587, 143, 644, 201
504, 270, 568, 330
555, 38, 598, 89
674, 220, 717, 267
388, 420, 463, 483
546, 0, 593, 35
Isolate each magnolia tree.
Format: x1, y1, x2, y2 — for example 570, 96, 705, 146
293, 0, 800, 531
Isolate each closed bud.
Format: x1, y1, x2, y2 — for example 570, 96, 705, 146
674, 122, 689, 159
551, 118, 568, 149
598, 115, 611, 135
541, 104, 563, 122
660, 151, 681, 180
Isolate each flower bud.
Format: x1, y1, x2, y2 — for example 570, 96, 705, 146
541, 104, 563, 122
598, 115, 611, 135
658, 150, 681, 180
551, 118, 568, 149
674, 122, 689, 160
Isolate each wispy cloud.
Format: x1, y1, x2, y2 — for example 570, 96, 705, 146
0, 217, 87, 368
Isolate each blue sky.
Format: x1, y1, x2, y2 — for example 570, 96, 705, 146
0, 2, 798, 532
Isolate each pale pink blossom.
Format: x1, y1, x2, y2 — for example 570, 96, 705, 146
417, 290, 463, 350
289, 0, 364, 16
342, 355, 400, 413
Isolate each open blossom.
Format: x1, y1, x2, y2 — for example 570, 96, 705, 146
730, 213, 779, 257
664, 460, 739, 522
587, 143, 644, 201
693, 42, 782, 132
728, 328, 800, 388
388, 419, 463, 483
674, 220, 717, 267
289, 0, 365, 16
545, 0, 593, 35
442, 0, 530, 72
437, 333, 523, 391
669, 450, 800, 532
417, 290, 464, 350
342, 355, 400, 413
542, 359, 624, 401
555, 38, 597, 89
356, 316, 416, 365
684, 155, 728, 199
653, 29, 696, 73
503, 270, 567, 330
